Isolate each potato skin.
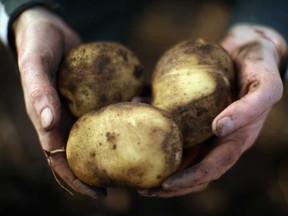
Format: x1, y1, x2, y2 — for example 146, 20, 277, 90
58, 42, 145, 117
152, 38, 235, 147
66, 102, 183, 189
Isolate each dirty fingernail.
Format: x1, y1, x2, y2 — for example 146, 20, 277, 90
162, 182, 178, 190
138, 190, 156, 197
216, 116, 234, 136
91, 188, 107, 199
162, 182, 171, 189
41, 107, 54, 129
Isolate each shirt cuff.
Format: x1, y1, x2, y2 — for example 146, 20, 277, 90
0, 2, 9, 45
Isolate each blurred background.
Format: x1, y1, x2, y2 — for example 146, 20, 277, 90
1, 0, 288, 215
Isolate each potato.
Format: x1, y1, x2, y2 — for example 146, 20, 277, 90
152, 38, 234, 147
58, 42, 145, 117
66, 102, 183, 189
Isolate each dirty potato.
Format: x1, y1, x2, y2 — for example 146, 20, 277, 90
58, 42, 145, 117
152, 38, 235, 147
66, 102, 183, 189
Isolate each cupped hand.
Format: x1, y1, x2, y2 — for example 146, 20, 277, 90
13, 6, 106, 198
139, 24, 287, 198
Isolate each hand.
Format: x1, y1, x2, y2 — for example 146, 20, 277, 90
13, 7, 106, 198
139, 24, 287, 198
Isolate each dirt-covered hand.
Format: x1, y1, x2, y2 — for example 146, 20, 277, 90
13, 6, 106, 199
139, 24, 287, 198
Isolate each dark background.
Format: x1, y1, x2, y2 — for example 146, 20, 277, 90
1, 1, 288, 215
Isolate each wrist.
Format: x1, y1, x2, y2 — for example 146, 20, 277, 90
1, 1, 60, 49
13, 6, 62, 34
222, 24, 287, 71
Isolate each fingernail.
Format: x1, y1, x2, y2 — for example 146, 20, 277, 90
162, 182, 174, 190
97, 188, 107, 199
89, 187, 107, 199
41, 107, 54, 129
216, 116, 234, 136
162, 182, 180, 190
138, 190, 156, 197
92, 191, 107, 199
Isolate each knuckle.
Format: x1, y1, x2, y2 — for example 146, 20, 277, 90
29, 84, 44, 105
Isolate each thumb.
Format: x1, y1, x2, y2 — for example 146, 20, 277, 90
16, 22, 64, 131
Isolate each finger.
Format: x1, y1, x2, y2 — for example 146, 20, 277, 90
37, 104, 106, 199
214, 37, 283, 137
139, 183, 208, 198
163, 114, 267, 190
14, 6, 82, 54
162, 144, 237, 190
16, 23, 64, 131
212, 64, 283, 137
215, 33, 283, 137
46, 148, 106, 199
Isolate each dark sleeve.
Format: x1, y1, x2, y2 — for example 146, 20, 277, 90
0, 0, 61, 47
229, 0, 288, 39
